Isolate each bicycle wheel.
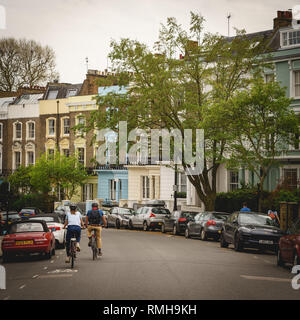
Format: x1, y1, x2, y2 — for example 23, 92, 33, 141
92, 239, 97, 260
71, 241, 76, 268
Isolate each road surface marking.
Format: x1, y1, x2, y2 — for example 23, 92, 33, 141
38, 274, 73, 279
50, 260, 54, 264
32, 275, 39, 279
19, 285, 26, 289
43, 267, 48, 270
47, 269, 78, 274
241, 275, 291, 282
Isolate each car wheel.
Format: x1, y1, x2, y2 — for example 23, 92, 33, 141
52, 244, 56, 256
116, 220, 120, 229
161, 224, 166, 233
172, 225, 177, 235
234, 233, 243, 252
128, 220, 133, 230
220, 233, 229, 248
2, 252, 10, 263
45, 250, 52, 260
293, 251, 300, 269
185, 228, 190, 239
200, 229, 207, 241
143, 221, 148, 231
277, 248, 284, 267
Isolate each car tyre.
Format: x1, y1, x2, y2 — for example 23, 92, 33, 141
277, 248, 284, 267
293, 251, 300, 271
185, 228, 190, 239
200, 229, 207, 241
143, 221, 148, 231
172, 225, 177, 235
234, 233, 243, 252
128, 220, 133, 230
2, 253, 10, 263
116, 219, 120, 229
161, 224, 166, 233
220, 233, 229, 248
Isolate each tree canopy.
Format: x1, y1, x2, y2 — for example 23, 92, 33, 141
0, 38, 59, 91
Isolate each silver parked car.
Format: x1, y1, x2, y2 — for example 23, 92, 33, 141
106, 207, 135, 229
128, 206, 171, 231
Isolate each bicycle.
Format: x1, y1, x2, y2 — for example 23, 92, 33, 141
91, 229, 98, 260
68, 230, 77, 268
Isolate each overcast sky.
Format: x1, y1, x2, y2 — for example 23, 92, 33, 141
0, 0, 298, 84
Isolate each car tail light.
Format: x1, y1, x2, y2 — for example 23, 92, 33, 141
150, 213, 156, 218
178, 218, 187, 222
206, 220, 216, 226
34, 238, 48, 244
50, 227, 60, 231
19, 212, 22, 215
2, 239, 15, 246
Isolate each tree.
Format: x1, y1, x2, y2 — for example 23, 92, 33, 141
224, 78, 299, 211
86, 12, 269, 210
8, 165, 33, 194
0, 38, 59, 91
30, 152, 88, 200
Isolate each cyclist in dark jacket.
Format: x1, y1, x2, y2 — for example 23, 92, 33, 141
85, 202, 106, 256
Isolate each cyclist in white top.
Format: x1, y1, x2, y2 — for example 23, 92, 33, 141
63, 204, 84, 263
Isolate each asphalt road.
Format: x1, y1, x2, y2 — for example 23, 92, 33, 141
0, 228, 299, 300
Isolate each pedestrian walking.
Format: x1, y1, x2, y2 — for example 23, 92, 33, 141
240, 202, 251, 212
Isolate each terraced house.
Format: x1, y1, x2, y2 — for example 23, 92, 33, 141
187, 10, 300, 209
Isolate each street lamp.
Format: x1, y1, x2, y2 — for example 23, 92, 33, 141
173, 163, 178, 211
56, 100, 60, 149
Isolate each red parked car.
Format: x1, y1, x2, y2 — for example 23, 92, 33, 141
277, 218, 300, 268
1, 220, 56, 262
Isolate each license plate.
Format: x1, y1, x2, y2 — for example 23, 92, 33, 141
259, 240, 273, 245
15, 240, 33, 245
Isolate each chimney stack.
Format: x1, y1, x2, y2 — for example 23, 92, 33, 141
273, 10, 292, 29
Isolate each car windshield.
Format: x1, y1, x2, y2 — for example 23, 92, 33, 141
29, 217, 56, 222
181, 212, 198, 218
119, 209, 133, 215
152, 208, 170, 214
212, 213, 229, 220
9, 222, 45, 233
239, 214, 277, 226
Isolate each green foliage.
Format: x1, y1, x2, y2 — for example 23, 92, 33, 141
8, 165, 34, 194
215, 188, 271, 213
11, 193, 56, 213
176, 192, 186, 198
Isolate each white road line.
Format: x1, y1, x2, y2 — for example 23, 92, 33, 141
19, 285, 26, 289
241, 275, 292, 282
32, 275, 39, 279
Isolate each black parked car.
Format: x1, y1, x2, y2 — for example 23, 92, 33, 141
220, 211, 285, 252
185, 211, 230, 240
161, 211, 199, 235
106, 207, 135, 229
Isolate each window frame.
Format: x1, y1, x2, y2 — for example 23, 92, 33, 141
26, 121, 35, 140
